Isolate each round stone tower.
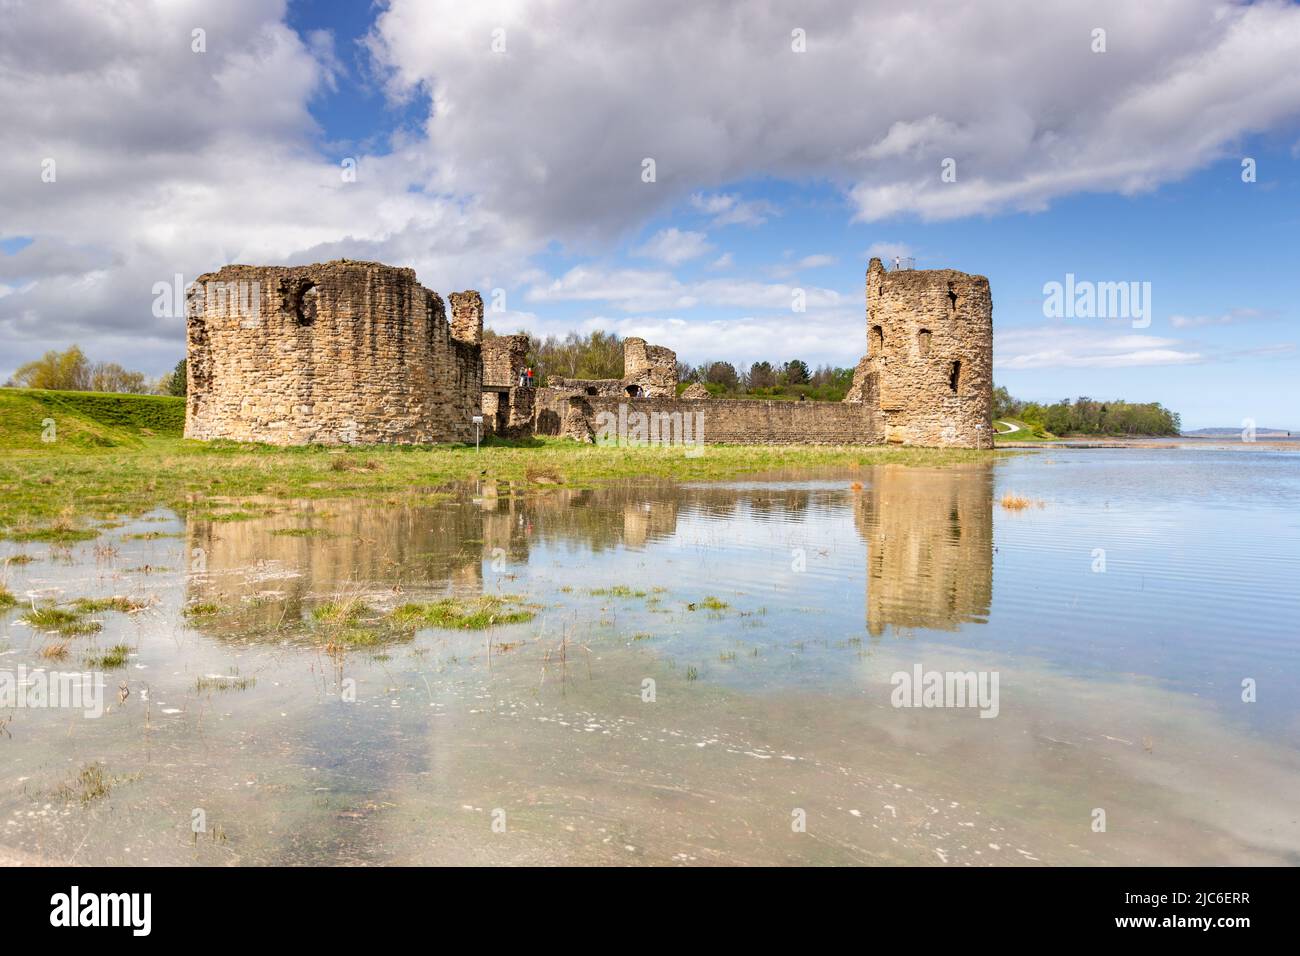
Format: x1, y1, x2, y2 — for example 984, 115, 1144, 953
865, 257, 993, 448
184, 259, 483, 445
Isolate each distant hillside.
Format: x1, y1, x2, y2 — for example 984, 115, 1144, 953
1183, 427, 1294, 437
0, 387, 185, 451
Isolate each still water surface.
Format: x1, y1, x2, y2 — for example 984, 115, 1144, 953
2, 446, 1297, 864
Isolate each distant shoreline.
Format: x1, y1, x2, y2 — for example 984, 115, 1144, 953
1000, 435, 1299, 449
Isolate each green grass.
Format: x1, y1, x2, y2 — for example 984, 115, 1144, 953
993, 419, 1056, 443
389, 595, 537, 630
0, 387, 1004, 543
331, 628, 386, 647
0, 387, 184, 451
0, 586, 15, 610
23, 606, 102, 636
687, 596, 730, 612
312, 598, 371, 625
84, 643, 132, 669
71, 596, 148, 614
588, 585, 648, 598
196, 673, 256, 692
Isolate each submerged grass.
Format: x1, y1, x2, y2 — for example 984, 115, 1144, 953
195, 673, 257, 692
389, 594, 537, 630
84, 643, 132, 669
589, 585, 648, 598
38, 641, 70, 661
71, 595, 149, 614
53, 763, 115, 806
23, 606, 102, 636
312, 597, 371, 626
1000, 491, 1046, 511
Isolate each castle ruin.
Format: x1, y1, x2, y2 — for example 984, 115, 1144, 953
847, 257, 993, 447
185, 260, 483, 445
185, 257, 992, 449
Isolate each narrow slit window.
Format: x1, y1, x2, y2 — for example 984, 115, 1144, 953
917, 329, 931, 357
870, 325, 883, 356
948, 360, 961, 392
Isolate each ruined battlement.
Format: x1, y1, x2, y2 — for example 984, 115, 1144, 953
482, 334, 530, 388
185, 259, 482, 445
184, 255, 992, 450
846, 257, 993, 449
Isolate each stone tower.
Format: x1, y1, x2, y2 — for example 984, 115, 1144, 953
185, 259, 483, 445
859, 257, 993, 448
621, 337, 677, 397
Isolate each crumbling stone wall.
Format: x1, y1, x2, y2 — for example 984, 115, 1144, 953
543, 336, 678, 399
556, 395, 877, 445
844, 258, 992, 448
481, 334, 534, 437
623, 337, 677, 397
185, 259, 482, 445
680, 382, 710, 400
186, 256, 990, 450
482, 334, 529, 387
546, 376, 624, 396
482, 386, 536, 438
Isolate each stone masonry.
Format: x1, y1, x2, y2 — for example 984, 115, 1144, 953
185, 260, 482, 445
622, 337, 677, 397
845, 258, 993, 449
545, 336, 678, 398
545, 259, 992, 448
184, 256, 991, 450
480, 334, 535, 437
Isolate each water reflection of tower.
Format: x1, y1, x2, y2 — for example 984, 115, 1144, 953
853, 464, 994, 636
477, 482, 679, 557
183, 499, 487, 637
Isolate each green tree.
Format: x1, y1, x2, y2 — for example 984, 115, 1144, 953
782, 359, 810, 385
704, 361, 739, 389
12, 345, 91, 390
746, 361, 777, 388
89, 362, 148, 394
162, 358, 187, 396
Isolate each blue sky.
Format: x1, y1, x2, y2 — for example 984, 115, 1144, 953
2, 0, 1298, 428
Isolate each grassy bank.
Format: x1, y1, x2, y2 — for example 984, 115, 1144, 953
0, 387, 1004, 543
994, 419, 1054, 443
0, 388, 185, 451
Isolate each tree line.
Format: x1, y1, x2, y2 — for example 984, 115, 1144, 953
992, 386, 1181, 436
488, 329, 856, 401
5, 345, 186, 396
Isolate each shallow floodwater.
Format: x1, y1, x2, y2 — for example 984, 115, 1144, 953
2, 446, 1298, 865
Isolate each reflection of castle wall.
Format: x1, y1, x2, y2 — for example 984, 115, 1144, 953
620, 500, 678, 550
184, 501, 486, 632
475, 483, 680, 558
183, 469, 991, 642
854, 465, 993, 635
